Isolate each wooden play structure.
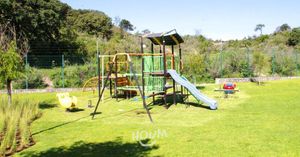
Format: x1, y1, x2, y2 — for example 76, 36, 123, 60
91, 30, 218, 122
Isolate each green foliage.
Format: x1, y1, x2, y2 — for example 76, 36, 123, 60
240, 61, 253, 77
254, 24, 265, 35
68, 10, 113, 39
272, 52, 297, 76
0, 42, 23, 82
0, 97, 40, 156
0, 0, 70, 41
253, 51, 269, 76
255, 35, 269, 43
14, 68, 47, 89
275, 24, 291, 33
287, 27, 300, 46
119, 19, 134, 32
51, 64, 97, 88
183, 54, 207, 81
197, 35, 214, 54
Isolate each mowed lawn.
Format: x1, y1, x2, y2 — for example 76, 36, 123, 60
14, 79, 300, 157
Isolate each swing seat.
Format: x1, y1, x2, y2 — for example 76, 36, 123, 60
56, 93, 77, 109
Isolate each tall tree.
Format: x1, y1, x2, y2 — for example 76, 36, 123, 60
119, 19, 134, 32
287, 27, 300, 46
253, 51, 268, 76
276, 23, 291, 32
0, 42, 23, 103
254, 24, 265, 35
0, 0, 70, 43
68, 10, 113, 39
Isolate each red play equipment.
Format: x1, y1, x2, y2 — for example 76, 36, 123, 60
223, 82, 236, 90
215, 82, 239, 98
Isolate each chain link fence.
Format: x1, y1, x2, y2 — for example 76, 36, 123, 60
1, 49, 299, 90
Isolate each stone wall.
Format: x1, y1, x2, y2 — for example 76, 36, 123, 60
215, 76, 300, 84
0, 88, 94, 94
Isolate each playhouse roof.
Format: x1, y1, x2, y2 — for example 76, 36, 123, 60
143, 31, 184, 45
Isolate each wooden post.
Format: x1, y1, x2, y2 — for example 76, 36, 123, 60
97, 42, 101, 98
151, 43, 155, 102
172, 45, 176, 105
109, 52, 113, 97
114, 55, 118, 101
179, 45, 183, 97
141, 37, 145, 102
163, 39, 167, 106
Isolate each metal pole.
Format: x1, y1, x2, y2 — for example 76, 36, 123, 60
61, 54, 64, 88
97, 39, 101, 98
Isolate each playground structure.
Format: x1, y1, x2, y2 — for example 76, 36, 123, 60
91, 30, 218, 121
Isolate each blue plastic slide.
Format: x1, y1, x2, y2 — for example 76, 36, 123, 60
167, 70, 218, 110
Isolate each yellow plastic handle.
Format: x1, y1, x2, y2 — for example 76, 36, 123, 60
112, 53, 132, 63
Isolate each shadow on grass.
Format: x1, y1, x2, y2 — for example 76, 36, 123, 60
147, 94, 212, 110
66, 108, 85, 112
38, 102, 57, 109
183, 102, 211, 110
195, 85, 205, 90
32, 115, 91, 136
20, 138, 159, 157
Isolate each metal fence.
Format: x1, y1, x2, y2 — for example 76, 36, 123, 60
21, 54, 97, 89
1, 49, 299, 90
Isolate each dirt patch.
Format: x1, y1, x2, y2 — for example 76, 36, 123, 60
43, 76, 53, 89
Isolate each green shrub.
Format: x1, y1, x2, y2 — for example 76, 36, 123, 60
14, 68, 47, 89
51, 63, 97, 88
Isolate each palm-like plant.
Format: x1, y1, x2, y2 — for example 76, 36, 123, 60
255, 24, 265, 35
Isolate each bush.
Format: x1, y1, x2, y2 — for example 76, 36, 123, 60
51, 63, 97, 88
287, 27, 300, 46
272, 53, 297, 76
14, 68, 47, 89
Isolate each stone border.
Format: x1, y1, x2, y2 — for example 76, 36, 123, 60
0, 88, 94, 94
215, 76, 300, 84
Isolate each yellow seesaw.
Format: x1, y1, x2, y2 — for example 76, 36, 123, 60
56, 93, 77, 109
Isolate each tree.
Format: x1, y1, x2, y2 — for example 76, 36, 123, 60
276, 23, 291, 32
0, 0, 70, 43
0, 42, 23, 103
119, 19, 134, 32
69, 10, 113, 39
287, 27, 300, 46
253, 51, 269, 76
254, 24, 265, 35
142, 29, 151, 35
198, 35, 213, 54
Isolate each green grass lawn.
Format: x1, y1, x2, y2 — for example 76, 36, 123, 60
13, 79, 300, 157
